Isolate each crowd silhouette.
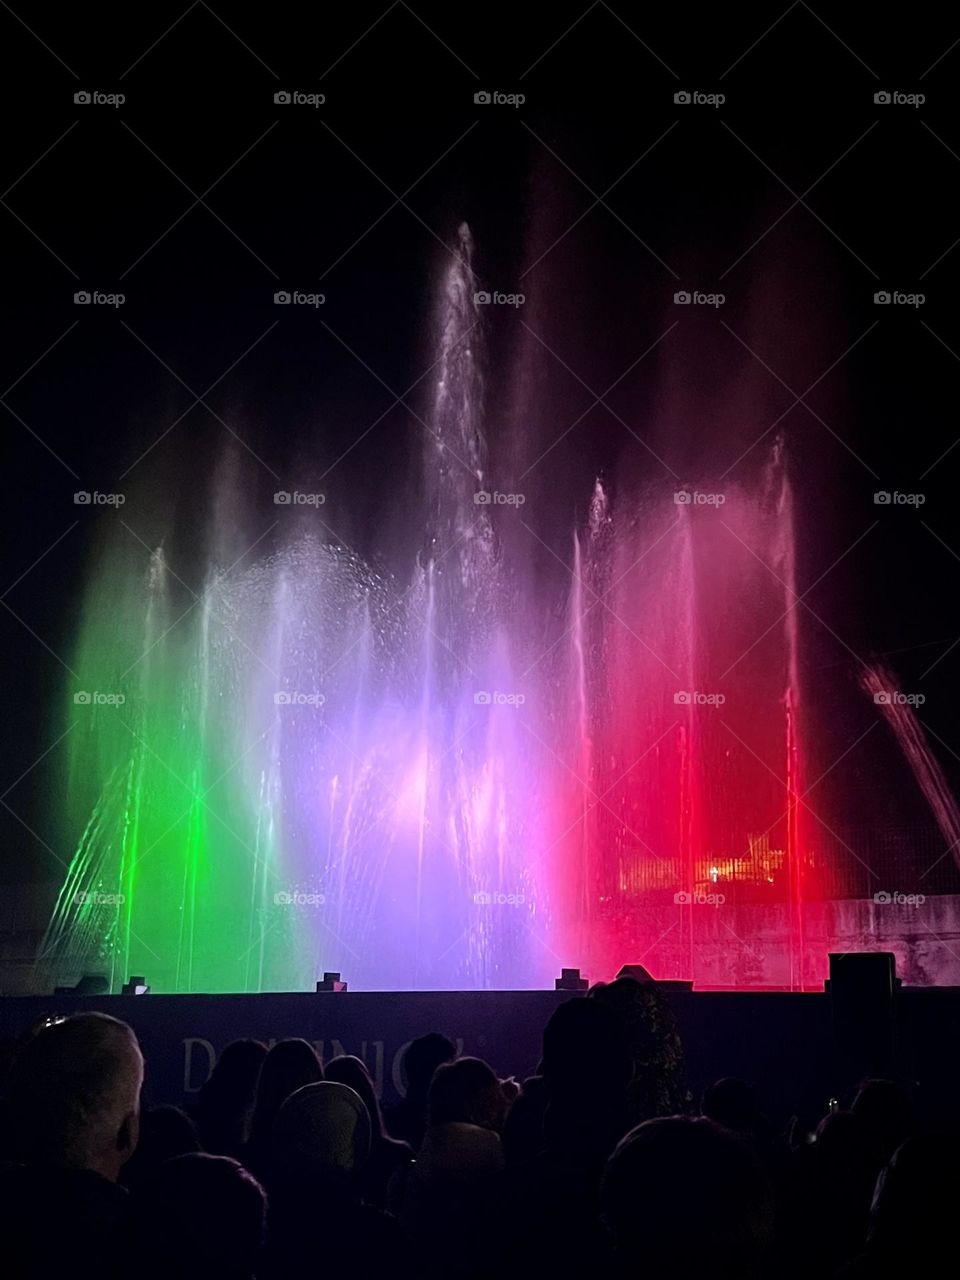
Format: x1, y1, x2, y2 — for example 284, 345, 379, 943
0, 977, 955, 1279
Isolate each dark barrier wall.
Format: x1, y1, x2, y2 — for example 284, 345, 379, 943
1, 987, 956, 1126
0, 991, 573, 1110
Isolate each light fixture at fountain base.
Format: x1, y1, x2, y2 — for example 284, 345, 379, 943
316, 971, 348, 992
555, 967, 588, 991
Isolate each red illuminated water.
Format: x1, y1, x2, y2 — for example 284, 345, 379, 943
553, 448, 819, 990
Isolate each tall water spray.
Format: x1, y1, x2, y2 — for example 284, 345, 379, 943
44, 225, 841, 993
44, 224, 545, 993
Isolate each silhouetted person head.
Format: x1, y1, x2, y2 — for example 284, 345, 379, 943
133, 1153, 265, 1279
267, 1083, 406, 1275
852, 1078, 913, 1164
383, 1032, 456, 1149
601, 1117, 774, 1279
867, 1135, 959, 1260
404, 1032, 456, 1101
540, 997, 633, 1159
324, 1053, 413, 1208
815, 1108, 872, 1164
590, 977, 685, 1119
702, 1077, 758, 1134
272, 1080, 371, 1194
542, 996, 632, 1096
121, 1104, 200, 1188
428, 1056, 505, 1131
196, 1039, 266, 1156
247, 1038, 323, 1168
7, 1012, 143, 1180
325, 1054, 384, 1134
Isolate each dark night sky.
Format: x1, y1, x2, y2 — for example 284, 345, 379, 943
2, 1, 959, 883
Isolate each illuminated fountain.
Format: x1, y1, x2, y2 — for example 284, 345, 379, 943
45, 227, 552, 992
554, 440, 815, 988
45, 224, 831, 993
